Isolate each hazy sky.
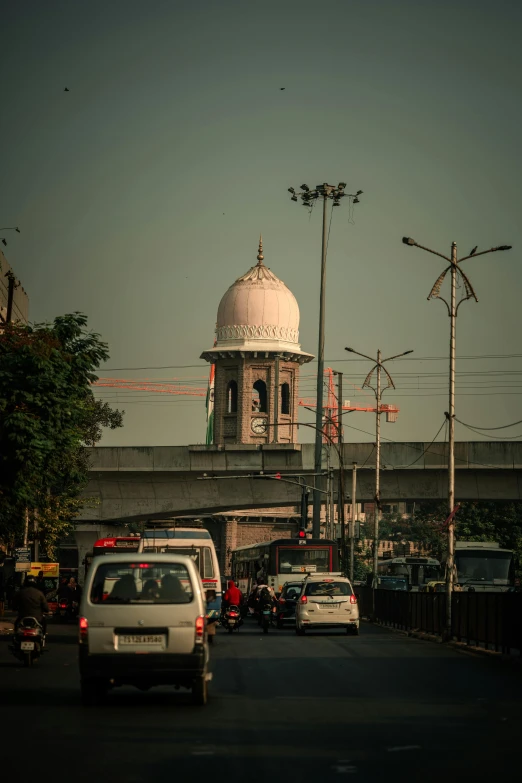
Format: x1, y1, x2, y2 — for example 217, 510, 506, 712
2, 0, 522, 447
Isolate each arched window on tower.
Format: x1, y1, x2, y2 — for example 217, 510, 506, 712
252, 380, 267, 413
281, 382, 290, 415
227, 380, 238, 413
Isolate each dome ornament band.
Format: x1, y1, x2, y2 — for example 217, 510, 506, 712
257, 235, 264, 265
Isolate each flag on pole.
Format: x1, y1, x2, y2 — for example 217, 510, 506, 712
205, 355, 216, 445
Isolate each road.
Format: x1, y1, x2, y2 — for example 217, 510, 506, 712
1, 618, 521, 782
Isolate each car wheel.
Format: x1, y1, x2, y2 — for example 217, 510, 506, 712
81, 679, 107, 707
347, 626, 359, 636
276, 620, 284, 630
192, 675, 208, 706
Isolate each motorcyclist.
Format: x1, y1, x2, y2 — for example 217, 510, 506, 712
255, 578, 275, 613
58, 577, 69, 601
223, 580, 243, 610
67, 577, 82, 617
13, 575, 49, 639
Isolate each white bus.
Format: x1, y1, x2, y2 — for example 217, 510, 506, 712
138, 528, 221, 600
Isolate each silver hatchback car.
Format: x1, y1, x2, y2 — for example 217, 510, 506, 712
78, 553, 210, 705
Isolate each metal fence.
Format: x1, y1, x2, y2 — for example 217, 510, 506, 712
356, 587, 522, 655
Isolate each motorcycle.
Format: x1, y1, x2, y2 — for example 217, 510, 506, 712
67, 600, 79, 623
221, 605, 243, 634
259, 601, 274, 634
58, 598, 68, 620
9, 616, 45, 667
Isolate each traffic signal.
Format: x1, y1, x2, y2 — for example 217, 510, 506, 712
299, 489, 309, 538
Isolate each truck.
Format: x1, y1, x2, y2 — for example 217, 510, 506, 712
450, 541, 515, 592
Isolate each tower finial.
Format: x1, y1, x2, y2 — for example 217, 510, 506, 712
257, 234, 264, 265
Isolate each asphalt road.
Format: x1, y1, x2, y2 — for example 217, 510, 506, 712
1, 618, 521, 782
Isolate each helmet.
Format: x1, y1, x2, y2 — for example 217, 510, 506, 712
25, 575, 36, 585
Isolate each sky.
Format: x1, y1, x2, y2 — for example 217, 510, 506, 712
2, 0, 522, 448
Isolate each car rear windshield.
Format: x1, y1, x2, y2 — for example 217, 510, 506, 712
90, 562, 193, 604
282, 584, 303, 600
305, 580, 353, 597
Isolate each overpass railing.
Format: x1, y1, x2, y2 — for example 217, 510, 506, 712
356, 587, 522, 655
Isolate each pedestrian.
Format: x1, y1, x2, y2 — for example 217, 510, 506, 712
35, 570, 46, 596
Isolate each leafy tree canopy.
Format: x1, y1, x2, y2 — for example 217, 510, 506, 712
0, 313, 123, 556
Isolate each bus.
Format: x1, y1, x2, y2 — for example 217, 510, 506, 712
450, 541, 515, 592
138, 528, 221, 598
377, 556, 441, 591
84, 537, 140, 576
231, 538, 340, 596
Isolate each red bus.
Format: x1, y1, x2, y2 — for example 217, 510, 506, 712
84, 537, 140, 575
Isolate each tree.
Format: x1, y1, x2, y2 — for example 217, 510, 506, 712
0, 313, 123, 556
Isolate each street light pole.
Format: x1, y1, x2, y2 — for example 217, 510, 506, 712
345, 346, 413, 611
351, 462, 357, 581
402, 236, 512, 640
333, 370, 347, 572
288, 182, 363, 538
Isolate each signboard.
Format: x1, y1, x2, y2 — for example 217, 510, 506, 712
28, 562, 60, 578
15, 548, 31, 571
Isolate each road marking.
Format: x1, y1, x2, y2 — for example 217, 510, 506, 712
332, 764, 357, 774
387, 745, 421, 752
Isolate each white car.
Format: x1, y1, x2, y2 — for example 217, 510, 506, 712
78, 553, 210, 706
295, 574, 359, 635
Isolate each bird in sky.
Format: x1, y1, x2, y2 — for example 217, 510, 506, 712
64, 87, 69, 92
469, 246, 478, 256
280, 87, 285, 90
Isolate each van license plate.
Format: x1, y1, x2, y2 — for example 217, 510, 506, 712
21, 642, 35, 651
119, 635, 164, 645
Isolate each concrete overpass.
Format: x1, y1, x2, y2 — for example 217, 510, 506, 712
79, 441, 522, 523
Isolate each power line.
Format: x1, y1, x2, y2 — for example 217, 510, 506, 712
454, 416, 522, 431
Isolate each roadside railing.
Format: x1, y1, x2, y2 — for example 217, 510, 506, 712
355, 587, 522, 655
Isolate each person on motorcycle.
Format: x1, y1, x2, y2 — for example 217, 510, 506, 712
223, 580, 243, 610
13, 575, 49, 639
58, 577, 69, 601
255, 578, 275, 613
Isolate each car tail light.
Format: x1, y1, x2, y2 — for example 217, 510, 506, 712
278, 598, 286, 604
350, 595, 357, 604
195, 615, 205, 642
59, 600, 67, 608
79, 616, 88, 643
300, 595, 308, 604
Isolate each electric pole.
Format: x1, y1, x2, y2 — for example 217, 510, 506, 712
345, 345, 413, 612
402, 236, 512, 640
288, 182, 362, 537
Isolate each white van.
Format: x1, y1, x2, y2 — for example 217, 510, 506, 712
78, 553, 210, 706
295, 573, 359, 635
138, 528, 221, 596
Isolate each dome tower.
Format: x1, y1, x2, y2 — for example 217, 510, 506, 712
201, 237, 314, 445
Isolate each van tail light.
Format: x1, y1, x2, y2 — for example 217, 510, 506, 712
278, 598, 286, 605
79, 616, 88, 643
195, 615, 205, 642
300, 595, 308, 604
350, 595, 357, 604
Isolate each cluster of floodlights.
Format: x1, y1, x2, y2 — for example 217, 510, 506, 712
288, 184, 363, 208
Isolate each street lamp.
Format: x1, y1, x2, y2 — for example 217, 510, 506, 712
288, 182, 363, 537
402, 236, 512, 640
345, 346, 413, 609
0, 227, 21, 247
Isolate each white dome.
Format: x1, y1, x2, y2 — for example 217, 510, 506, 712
214, 238, 301, 351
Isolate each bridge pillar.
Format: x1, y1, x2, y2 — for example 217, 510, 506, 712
223, 518, 238, 576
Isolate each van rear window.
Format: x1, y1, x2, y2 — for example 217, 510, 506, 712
90, 563, 193, 604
